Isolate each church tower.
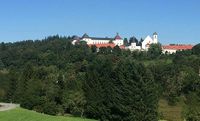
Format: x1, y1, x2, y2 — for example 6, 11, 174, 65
153, 32, 158, 44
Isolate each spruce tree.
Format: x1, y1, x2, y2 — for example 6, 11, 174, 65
110, 60, 158, 121
84, 58, 159, 121
84, 55, 114, 120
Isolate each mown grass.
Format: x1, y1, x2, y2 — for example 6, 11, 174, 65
158, 98, 185, 121
0, 99, 186, 121
0, 108, 96, 121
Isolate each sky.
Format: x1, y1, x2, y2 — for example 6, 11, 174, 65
0, 0, 199, 44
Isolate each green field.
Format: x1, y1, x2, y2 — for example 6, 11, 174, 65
0, 108, 96, 121
158, 99, 185, 121
0, 100, 185, 121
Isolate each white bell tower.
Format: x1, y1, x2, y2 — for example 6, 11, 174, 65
153, 32, 158, 44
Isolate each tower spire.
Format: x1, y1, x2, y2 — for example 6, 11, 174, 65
153, 32, 158, 44
115, 32, 122, 40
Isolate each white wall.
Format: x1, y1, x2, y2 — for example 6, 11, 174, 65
113, 39, 124, 46
162, 49, 177, 54
92, 40, 110, 44
82, 38, 124, 46
125, 43, 141, 51
82, 38, 93, 44
72, 40, 77, 45
153, 35, 158, 44
82, 38, 112, 44
142, 36, 153, 50
125, 33, 159, 51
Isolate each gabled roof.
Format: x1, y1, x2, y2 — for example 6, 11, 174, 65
82, 33, 90, 38
90, 37, 114, 41
88, 43, 116, 48
114, 33, 122, 40
153, 32, 158, 35
72, 35, 80, 40
144, 35, 153, 42
81, 33, 123, 40
88, 44, 125, 49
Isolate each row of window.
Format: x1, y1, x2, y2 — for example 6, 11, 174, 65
93, 41, 108, 44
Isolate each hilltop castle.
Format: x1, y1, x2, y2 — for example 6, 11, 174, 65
72, 33, 124, 46
72, 33, 194, 53
72, 32, 159, 51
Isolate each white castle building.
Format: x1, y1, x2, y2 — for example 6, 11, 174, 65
71, 33, 194, 54
126, 32, 158, 51
72, 33, 124, 46
72, 32, 158, 51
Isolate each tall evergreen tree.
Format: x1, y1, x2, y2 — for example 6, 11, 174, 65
111, 60, 158, 121
5, 72, 17, 103
84, 55, 114, 120
124, 38, 129, 46
84, 58, 158, 121
192, 43, 200, 55
147, 43, 162, 59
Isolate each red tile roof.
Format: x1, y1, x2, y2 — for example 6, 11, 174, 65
162, 45, 193, 50
119, 45, 125, 49
115, 35, 122, 40
88, 44, 125, 49
114, 33, 122, 40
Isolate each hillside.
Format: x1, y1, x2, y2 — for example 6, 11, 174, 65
0, 38, 200, 120
0, 108, 96, 121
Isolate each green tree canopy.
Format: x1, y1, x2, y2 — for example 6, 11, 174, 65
192, 43, 200, 55
147, 43, 162, 59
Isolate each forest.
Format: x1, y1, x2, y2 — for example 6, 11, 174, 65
0, 35, 200, 121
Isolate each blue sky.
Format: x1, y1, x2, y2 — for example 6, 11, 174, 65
0, 0, 199, 44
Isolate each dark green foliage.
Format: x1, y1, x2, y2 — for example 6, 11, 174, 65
192, 43, 200, 55
147, 43, 162, 59
91, 45, 97, 53
0, 59, 5, 69
84, 57, 158, 121
84, 55, 114, 120
123, 38, 129, 46
184, 92, 200, 121
0, 42, 7, 52
0, 35, 200, 120
0, 72, 10, 101
5, 71, 17, 102
113, 46, 122, 56
111, 60, 158, 121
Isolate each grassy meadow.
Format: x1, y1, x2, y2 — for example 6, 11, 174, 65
0, 108, 96, 121
158, 99, 185, 121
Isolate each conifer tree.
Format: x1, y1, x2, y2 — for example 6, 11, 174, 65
84, 58, 158, 121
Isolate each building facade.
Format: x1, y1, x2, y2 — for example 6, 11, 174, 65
72, 32, 159, 51
72, 33, 124, 47
162, 45, 193, 54
72, 33, 194, 54
126, 32, 158, 51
